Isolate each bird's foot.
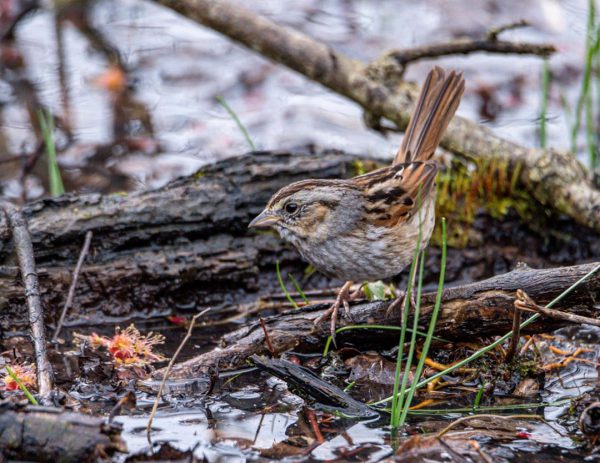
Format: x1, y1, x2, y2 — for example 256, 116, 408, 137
314, 281, 355, 345
385, 288, 417, 321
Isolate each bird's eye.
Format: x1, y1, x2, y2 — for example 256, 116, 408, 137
285, 202, 299, 214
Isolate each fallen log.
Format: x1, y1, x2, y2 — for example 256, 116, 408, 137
0, 150, 357, 329
153, 0, 600, 232
0, 403, 126, 462
0, 150, 598, 331
158, 262, 600, 379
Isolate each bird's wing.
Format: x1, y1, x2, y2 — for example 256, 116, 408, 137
354, 161, 438, 227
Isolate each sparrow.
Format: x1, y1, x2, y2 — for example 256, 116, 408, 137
249, 66, 465, 337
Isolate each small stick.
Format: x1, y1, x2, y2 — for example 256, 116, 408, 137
486, 20, 530, 40
259, 317, 275, 356
0, 200, 53, 402
504, 304, 522, 363
436, 413, 544, 438
515, 289, 600, 327
146, 308, 210, 442
305, 408, 325, 444
52, 231, 93, 342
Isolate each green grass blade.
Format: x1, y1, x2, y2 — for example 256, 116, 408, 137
473, 382, 485, 412
404, 398, 571, 415
288, 273, 309, 304
276, 259, 298, 309
390, 191, 423, 432
215, 95, 256, 150
539, 59, 550, 149
5, 366, 38, 405
570, 0, 596, 153
37, 109, 65, 197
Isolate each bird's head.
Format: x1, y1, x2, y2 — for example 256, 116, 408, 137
249, 179, 362, 244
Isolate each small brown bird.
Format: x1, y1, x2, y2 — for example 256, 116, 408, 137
249, 67, 465, 334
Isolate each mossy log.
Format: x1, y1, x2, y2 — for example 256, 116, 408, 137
158, 262, 600, 379
0, 150, 598, 333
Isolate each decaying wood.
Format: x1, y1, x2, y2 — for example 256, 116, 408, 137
157, 262, 600, 379
0, 200, 53, 402
0, 151, 598, 332
0, 403, 126, 462
153, 0, 600, 232
0, 150, 363, 328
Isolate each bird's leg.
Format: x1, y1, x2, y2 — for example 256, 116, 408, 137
314, 280, 354, 342
386, 254, 420, 320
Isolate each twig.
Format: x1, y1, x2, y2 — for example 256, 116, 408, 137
259, 317, 275, 356
504, 303, 522, 363
108, 390, 136, 423
486, 20, 530, 40
0, 200, 53, 402
515, 289, 600, 327
305, 408, 325, 444
146, 308, 210, 442
385, 37, 555, 67
52, 231, 93, 342
468, 440, 494, 463
372, 21, 550, 77
436, 413, 544, 438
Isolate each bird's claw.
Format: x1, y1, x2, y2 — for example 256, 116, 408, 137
313, 281, 355, 347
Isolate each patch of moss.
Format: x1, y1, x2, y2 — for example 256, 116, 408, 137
432, 157, 538, 248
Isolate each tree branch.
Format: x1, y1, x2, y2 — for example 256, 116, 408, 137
152, 0, 599, 232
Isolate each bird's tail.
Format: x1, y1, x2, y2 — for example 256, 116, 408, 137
394, 66, 465, 165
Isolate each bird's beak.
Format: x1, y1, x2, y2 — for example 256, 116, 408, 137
249, 209, 280, 228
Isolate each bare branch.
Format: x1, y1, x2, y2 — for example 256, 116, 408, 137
0, 200, 53, 401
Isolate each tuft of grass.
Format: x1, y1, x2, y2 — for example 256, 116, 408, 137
215, 95, 256, 150
389, 200, 424, 433
571, 0, 596, 153
5, 366, 38, 405
394, 218, 447, 431
37, 109, 65, 197
539, 59, 550, 149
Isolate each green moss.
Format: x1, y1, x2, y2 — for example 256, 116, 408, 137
432, 158, 538, 248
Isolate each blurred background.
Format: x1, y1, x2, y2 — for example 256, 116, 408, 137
0, 0, 595, 199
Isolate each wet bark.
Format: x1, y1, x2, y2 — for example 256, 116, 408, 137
153, 0, 600, 232
0, 404, 125, 462
157, 262, 600, 379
